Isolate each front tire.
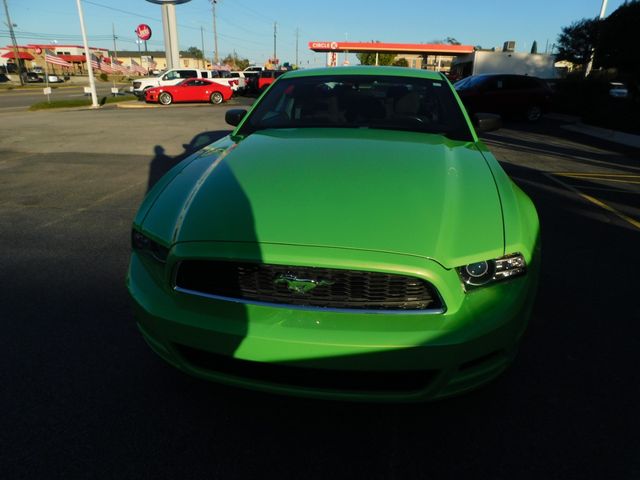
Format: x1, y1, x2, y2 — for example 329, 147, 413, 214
158, 92, 173, 105
210, 91, 224, 104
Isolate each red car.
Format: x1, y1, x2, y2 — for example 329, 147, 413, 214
145, 78, 233, 105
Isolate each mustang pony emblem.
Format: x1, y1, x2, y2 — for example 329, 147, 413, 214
274, 274, 334, 294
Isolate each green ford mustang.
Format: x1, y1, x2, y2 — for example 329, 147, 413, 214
127, 66, 540, 401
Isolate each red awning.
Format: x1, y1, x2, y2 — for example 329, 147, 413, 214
1, 51, 34, 60
58, 55, 86, 62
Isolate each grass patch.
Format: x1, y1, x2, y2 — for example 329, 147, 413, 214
29, 95, 134, 111
0, 84, 59, 91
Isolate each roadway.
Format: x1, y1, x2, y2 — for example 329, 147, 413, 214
1, 105, 638, 479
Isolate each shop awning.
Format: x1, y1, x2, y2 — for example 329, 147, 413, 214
58, 55, 86, 62
1, 51, 34, 60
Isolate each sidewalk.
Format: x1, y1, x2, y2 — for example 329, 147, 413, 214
546, 113, 640, 149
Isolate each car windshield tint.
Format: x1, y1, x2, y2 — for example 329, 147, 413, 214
240, 75, 472, 140
454, 75, 486, 90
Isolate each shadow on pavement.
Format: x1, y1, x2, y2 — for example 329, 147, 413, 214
147, 129, 231, 192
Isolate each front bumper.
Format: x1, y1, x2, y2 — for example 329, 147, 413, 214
127, 241, 539, 402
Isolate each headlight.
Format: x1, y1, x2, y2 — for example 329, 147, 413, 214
131, 229, 169, 263
457, 253, 526, 289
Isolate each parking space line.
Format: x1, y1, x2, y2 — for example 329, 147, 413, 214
555, 172, 640, 183
545, 173, 640, 231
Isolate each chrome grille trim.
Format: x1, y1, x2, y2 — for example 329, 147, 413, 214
171, 260, 447, 314
173, 286, 446, 315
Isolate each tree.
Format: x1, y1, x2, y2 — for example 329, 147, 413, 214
222, 52, 250, 70
185, 46, 203, 59
556, 18, 600, 67
392, 58, 409, 67
429, 37, 461, 45
530, 40, 538, 54
597, 1, 640, 80
356, 52, 396, 66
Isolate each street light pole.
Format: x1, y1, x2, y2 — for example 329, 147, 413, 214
2, 0, 24, 86
273, 21, 277, 66
75, 0, 99, 108
585, 0, 609, 77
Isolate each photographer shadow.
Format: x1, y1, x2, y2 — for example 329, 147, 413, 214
147, 130, 231, 192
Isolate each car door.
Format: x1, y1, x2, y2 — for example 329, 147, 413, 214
179, 79, 203, 102
194, 80, 213, 101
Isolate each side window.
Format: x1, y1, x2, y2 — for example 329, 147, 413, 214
183, 70, 198, 79
201, 71, 209, 78
163, 71, 178, 80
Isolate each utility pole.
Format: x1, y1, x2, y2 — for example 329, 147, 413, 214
295, 27, 299, 67
2, 0, 24, 86
75, 0, 98, 108
112, 23, 118, 59
200, 26, 205, 69
273, 21, 277, 66
211, 0, 219, 65
585, 0, 609, 77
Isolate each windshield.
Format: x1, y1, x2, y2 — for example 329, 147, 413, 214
239, 74, 472, 141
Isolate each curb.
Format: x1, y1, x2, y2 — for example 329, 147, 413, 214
546, 112, 640, 149
561, 123, 640, 149
116, 101, 220, 109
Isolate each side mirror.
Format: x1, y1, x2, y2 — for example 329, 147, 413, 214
473, 113, 502, 133
225, 109, 247, 127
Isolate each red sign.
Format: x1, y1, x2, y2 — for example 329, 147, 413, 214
135, 24, 152, 41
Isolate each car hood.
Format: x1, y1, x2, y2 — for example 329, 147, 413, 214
142, 128, 505, 267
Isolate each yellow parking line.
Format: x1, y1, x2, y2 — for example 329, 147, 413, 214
561, 178, 640, 185
546, 173, 640, 231
577, 192, 640, 230
555, 172, 640, 184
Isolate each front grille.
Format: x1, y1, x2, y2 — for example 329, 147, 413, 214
174, 343, 438, 393
174, 260, 443, 311
133, 81, 141, 89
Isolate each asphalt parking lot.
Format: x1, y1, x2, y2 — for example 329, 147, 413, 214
1, 102, 639, 479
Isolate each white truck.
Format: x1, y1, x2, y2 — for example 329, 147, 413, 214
451, 51, 558, 80
131, 68, 238, 97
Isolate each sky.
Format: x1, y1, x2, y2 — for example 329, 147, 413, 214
1, 0, 630, 66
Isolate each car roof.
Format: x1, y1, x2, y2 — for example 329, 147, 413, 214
281, 66, 444, 81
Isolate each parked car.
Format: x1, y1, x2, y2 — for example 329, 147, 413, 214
256, 69, 286, 92
242, 70, 260, 92
132, 68, 234, 97
26, 72, 44, 83
454, 74, 553, 122
128, 66, 540, 402
608, 82, 629, 99
228, 71, 247, 94
243, 65, 264, 73
46, 75, 64, 83
144, 78, 233, 105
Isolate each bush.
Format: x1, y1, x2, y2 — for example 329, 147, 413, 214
99, 73, 108, 81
